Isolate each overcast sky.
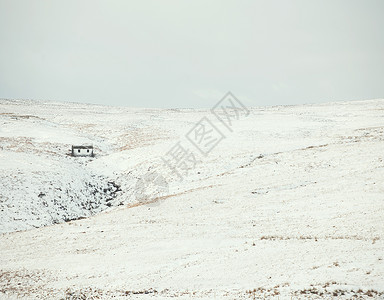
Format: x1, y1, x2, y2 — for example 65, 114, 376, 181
0, 0, 383, 108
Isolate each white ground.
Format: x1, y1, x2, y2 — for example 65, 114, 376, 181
0, 98, 383, 299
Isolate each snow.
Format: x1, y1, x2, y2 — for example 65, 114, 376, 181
0, 98, 384, 299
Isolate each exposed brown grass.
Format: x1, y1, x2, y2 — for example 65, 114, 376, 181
258, 235, 380, 242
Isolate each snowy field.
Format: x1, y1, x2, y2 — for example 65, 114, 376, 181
0, 98, 384, 299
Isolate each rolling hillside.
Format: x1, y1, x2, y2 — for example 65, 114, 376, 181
0, 99, 383, 299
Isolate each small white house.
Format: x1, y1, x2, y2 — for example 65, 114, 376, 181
71, 145, 94, 157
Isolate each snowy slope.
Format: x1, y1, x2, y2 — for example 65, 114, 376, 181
0, 98, 384, 299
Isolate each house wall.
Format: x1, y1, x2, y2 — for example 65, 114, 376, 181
72, 148, 93, 157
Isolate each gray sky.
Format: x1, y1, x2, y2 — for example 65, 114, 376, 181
0, 0, 383, 108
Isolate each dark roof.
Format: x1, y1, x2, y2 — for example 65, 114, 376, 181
72, 145, 93, 149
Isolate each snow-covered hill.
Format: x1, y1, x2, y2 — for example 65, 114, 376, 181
0, 98, 383, 299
